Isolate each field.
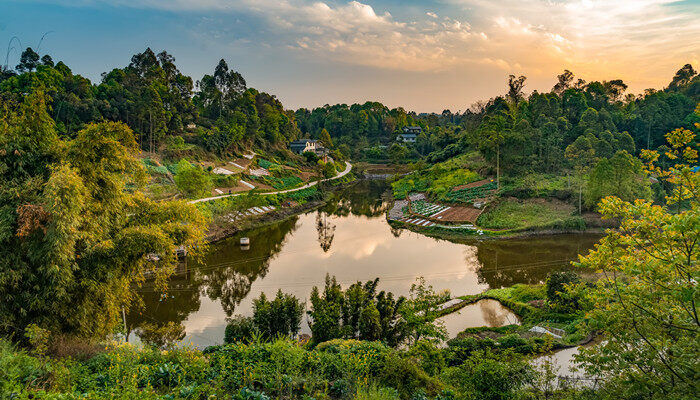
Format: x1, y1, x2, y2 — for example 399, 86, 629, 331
477, 199, 584, 231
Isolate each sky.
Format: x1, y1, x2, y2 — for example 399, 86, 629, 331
1, 0, 699, 112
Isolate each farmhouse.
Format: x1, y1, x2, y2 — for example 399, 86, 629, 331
397, 133, 417, 143
289, 139, 317, 154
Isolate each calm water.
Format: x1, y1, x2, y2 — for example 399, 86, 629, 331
130, 180, 601, 347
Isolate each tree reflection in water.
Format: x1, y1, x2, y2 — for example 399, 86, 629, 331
130, 216, 301, 342
474, 234, 602, 288
316, 212, 336, 252
130, 180, 601, 346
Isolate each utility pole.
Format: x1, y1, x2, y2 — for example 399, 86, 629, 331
122, 306, 128, 342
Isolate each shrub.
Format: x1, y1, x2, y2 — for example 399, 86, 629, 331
174, 160, 213, 198
224, 317, 258, 344
252, 290, 304, 340
546, 271, 582, 311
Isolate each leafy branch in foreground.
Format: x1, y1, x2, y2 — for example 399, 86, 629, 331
576, 103, 700, 399
0, 92, 208, 340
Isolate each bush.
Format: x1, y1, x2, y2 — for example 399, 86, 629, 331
252, 290, 304, 340
322, 162, 337, 179
546, 271, 582, 311
303, 151, 319, 163
174, 160, 213, 198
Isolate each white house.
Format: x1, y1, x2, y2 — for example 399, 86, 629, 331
289, 139, 317, 154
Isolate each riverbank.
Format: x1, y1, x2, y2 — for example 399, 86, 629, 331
204, 173, 358, 243
386, 196, 615, 242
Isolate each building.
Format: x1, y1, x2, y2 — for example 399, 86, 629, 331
315, 145, 331, 163
396, 133, 417, 143
289, 139, 317, 154
403, 126, 422, 134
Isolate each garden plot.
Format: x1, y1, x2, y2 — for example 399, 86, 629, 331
409, 200, 451, 218
393, 216, 480, 232
223, 205, 277, 223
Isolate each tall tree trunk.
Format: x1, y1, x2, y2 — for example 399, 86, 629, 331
496, 145, 500, 190
578, 176, 583, 215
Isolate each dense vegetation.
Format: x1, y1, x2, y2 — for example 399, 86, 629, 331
1, 46, 698, 399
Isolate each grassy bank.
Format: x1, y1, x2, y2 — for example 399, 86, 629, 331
477, 199, 585, 232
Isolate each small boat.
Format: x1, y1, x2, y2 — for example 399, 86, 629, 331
240, 237, 250, 246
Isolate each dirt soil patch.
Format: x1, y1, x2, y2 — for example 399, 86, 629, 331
452, 178, 493, 191
231, 157, 254, 170
431, 206, 483, 223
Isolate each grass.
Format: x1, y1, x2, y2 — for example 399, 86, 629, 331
392, 168, 480, 199
477, 199, 583, 231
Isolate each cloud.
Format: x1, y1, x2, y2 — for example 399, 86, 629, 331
30, 0, 700, 88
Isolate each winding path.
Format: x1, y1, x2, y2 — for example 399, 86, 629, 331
190, 161, 353, 204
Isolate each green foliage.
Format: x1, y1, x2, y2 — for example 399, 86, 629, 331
0, 95, 208, 340
252, 290, 304, 340
392, 166, 480, 199
174, 159, 213, 198
477, 200, 584, 231
445, 181, 497, 203
584, 150, 652, 207
575, 110, 700, 398
545, 271, 582, 312
308, 275, 408, 346
224, 316, 257, 344
322, 162, 337, 179
442, 351, 533, 400
303, 151, 319, 163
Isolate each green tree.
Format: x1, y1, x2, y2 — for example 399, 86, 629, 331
174, 160, 213, 198
319, 128, 333, 148
585, 150, 652, 208
576, 105, 700, 398
252, 290, 304, 339
388, 143, 409, 164
400, 277, 449, 345
0, 94, 207, 339
565, 135, 596, 214
16, 48, 40, 72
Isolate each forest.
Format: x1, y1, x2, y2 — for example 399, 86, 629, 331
0, 45, 699, 400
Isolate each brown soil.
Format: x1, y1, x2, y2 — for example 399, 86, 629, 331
430, 206, 483, 223
231, 157, 254, 170
452, 178, 493, 191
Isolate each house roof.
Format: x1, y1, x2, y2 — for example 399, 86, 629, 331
399, 133, 417, 138
290, 139, 317, 146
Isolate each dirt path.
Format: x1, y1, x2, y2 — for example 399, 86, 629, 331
190, 161, 352, 204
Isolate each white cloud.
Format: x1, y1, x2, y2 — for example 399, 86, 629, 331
33, 0, 700, 88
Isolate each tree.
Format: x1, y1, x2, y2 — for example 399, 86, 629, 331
480, 114, 507, 189
506, 74, 527, 104
40, 55, 54, 67
307, 275, 408, 345
319, 128, 333, 148
576, 105, 700, 398
545, 271, 581, 311
0, 94, 207, 339
389, 143, 409, 164
174, 160, 213, 198
16, 47, 40, 72
552, 69, 574, 95
252, 290, 304, 339
565, 135, 596, 214
667, 64, 697, 91
585, 150, 652, 208
400, 277, 449, 345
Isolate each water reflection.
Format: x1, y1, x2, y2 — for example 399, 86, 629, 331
132, 180, 601, 346
475, 235, 600, 288
439, 299, 521, 338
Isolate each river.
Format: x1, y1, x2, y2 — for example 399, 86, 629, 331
130, 180, 601, 348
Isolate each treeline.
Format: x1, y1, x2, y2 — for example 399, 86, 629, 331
0, 47, 301, 156
2, 46, 698, 168
452, 68, 699, 175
